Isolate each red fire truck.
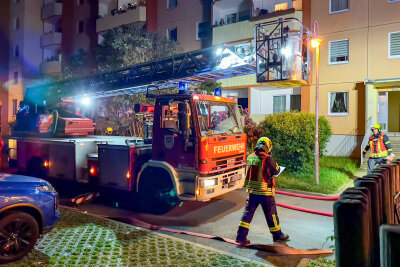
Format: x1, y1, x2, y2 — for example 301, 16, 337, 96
9, 87, 247, 214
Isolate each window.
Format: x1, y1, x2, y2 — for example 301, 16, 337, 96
167, 0, 177, 9
14, 17, 19, 31
389, 31, 400, 59
329, 39, 349, 64
14, 45, 19, 58
329, 91, 348, 116
273, 96, 286, 113
197, 22, 209, 40
290, 95, 301, 111
12, 99, 18, 116
13, 71, 18, 84
225, 13, 237, 24
168, 27, 177, 41
330, 0, 349, 14
78, 21, 84, 34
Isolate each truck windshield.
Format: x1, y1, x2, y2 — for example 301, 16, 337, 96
196, 100, 243, 136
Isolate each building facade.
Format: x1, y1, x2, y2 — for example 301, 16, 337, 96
211, 0, 310, 122
309, 0, 400, 156
3, 0, 97, 136
0, 0, 10, 135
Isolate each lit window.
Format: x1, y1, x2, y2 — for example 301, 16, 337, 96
225, 13, 237, 24
388, 31, 400, 59
197, 22, 209, 40
168, 27, 177, 41
329, 39, 349, 64
330, 0, 349, 14
14, 71, 18, 84
167, 0, 177, 9
78, 21, 84, 34
329, 91, 348, 116
273, 96, 286, 113
12, 99, 18, 116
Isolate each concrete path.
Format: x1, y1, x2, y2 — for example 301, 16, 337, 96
67, 188, 335, 266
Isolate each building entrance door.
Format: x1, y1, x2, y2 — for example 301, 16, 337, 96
378, 92, 388, 133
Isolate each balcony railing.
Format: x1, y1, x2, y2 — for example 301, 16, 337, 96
96, 5, 146, 33
212, 9, 302, 45
41, 32, 62, 47
41, 59, 61, 74
42, 2, 62, 20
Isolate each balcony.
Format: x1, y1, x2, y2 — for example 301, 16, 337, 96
41, 32, 62, 47
96, 6, 146, 33
212, 9, 302, 45
42, 2, 62, 20
41, 60, 61, 74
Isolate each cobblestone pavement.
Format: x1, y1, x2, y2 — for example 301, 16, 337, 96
6, 209, 271, 267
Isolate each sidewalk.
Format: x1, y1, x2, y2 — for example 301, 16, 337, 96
7, 208, 271, 267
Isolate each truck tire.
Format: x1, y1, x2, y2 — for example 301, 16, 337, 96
138, 168, 178, 215
0, 212, 39, 264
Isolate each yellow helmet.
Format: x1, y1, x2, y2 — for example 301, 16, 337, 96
255, 137, 272, 153
371, 124, 381, 132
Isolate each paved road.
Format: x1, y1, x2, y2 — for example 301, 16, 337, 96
64, 188, 335, 267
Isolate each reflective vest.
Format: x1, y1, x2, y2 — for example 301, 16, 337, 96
369, 134, 388, 158
244, 153, 276, 196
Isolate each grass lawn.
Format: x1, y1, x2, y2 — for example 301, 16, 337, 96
276, 156, 359, 194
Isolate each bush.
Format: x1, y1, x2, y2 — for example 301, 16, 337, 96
260, 112, 332, 172
243, 108, 262, 152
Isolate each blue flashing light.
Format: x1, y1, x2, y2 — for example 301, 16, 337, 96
213, 88, 222, 96
178, 82, 189, 94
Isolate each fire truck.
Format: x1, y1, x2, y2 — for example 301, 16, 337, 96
8, 18, 311, 214
9, 84, 247, 214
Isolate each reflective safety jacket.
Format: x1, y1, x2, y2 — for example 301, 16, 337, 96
363, 133, 393, 158
244, 151, 280, 196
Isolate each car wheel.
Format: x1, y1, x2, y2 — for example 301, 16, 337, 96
0, 212, 39, 264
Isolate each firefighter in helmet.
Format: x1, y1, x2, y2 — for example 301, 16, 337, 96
362, 124, 394, 174
236, 137, 289, 245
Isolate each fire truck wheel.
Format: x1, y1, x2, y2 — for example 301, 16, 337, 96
138, 169, 178, 215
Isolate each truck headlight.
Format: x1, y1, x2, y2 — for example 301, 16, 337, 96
200, 178, 218, 188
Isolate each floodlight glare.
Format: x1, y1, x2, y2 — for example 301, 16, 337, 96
216, 48, 223, 55
281, 47, 291, 58
81, 97, 91, 106
311, 39, 321, 48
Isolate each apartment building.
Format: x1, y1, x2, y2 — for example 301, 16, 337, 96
211, 0, 310, 120
153, 0, 212, 52
0, 1, 10, 135
310, 0, 400, 156
2, 0, 97, 135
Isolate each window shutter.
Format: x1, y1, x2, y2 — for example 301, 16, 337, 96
389, 32, 400, 58
330, 40, 349, 63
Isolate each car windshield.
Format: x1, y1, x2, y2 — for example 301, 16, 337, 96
196, 100, 243, 136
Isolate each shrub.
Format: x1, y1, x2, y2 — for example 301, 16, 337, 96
243, 108, 262, 152
260, 112, 332, 172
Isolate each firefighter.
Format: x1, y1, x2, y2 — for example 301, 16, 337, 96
236, 137, 289, 245
362, 124, 394, 174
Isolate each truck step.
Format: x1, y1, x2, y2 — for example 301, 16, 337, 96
179, 193, 196, 200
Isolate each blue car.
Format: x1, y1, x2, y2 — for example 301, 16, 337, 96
0, 173, 59, 264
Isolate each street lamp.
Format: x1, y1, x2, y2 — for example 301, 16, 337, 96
311, 21, 321, 185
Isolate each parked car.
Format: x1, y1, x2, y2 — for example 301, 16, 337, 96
0, 173, 59, 264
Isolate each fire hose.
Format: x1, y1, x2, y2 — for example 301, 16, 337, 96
275, 190, 339, 217
60, 204, 333, 255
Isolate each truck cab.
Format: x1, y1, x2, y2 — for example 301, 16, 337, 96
137, 90, 247, 213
